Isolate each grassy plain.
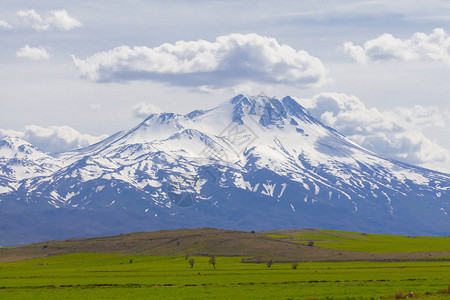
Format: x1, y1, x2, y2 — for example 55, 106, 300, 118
0, 253, 449, 299
264, 229, 450, 253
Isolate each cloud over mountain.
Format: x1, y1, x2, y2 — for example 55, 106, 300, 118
0, 126, 106, 153
343, 28, 450, 64
132, 102, 161, 118
302, 92, 450, 172
71, 33, 327, 89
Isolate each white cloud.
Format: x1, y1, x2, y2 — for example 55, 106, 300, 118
342, 42, 368, 64
302, 92, 450, 173
46, 9, 82, 31
14, 9, 81, 31
15, 9, 47, 30
16, 45, 50, 60
0, 126, 107, 153
0, 20, 12, 29
71, 33, 327, 89
343, 28, 450, 64
132, 102, 161, 118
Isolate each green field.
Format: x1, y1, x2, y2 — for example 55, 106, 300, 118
266, 229, 450, 253
0, 253, 449, 299
1, 228, 449, 299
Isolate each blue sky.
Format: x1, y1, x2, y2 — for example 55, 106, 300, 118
1, 0, 450, 172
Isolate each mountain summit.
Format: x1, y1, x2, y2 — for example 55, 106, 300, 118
0, 94, 449, 246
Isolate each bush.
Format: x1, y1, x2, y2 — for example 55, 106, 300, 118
442, 284, 450, 294
189, 258, 195, 268
308, 241, 314, 247
266, 259, 273, 268
291, 262, 298, 269
394, 290, 415, 298
209, 256, 216, 269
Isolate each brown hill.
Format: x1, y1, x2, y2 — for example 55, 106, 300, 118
1, 228, 448, 262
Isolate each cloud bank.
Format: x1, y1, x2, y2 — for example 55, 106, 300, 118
343, 28, 450, 64
72, 33, 327, 89
302, 92, 450, 172
16, 45, 50, 60
0, 126, 106, 153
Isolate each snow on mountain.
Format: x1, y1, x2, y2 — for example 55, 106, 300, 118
0, 94, 449, 245
0, 136, 61, 182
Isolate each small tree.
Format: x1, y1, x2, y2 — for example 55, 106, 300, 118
291, 262, 298, 269
307, 241, 314, 247
129, 258, 133, 264
266, 259, 273, 268
189, 258, 195, 268
209, 256, 216, 269
185, 253, 189, 260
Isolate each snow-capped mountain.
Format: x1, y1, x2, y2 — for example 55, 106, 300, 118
0, 136, 62, 194
0, 94, 449, 246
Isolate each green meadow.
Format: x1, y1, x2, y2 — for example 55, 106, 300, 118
267, 229, 450, 253
0, 253, 449, 299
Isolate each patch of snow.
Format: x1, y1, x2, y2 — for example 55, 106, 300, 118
64, 191, 77, 201
314, 183, 320, 195
0, 186, 12, 194
261, 180, 276, 196
50, 190, 60, 200
278, 183, 287, 198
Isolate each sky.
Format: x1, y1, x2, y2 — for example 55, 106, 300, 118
1, 0, 450, 172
